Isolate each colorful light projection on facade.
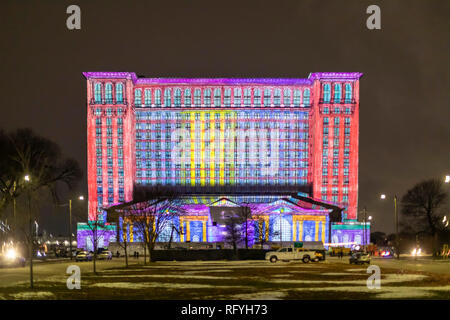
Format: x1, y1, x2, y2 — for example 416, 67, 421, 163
79, 72, 366, 248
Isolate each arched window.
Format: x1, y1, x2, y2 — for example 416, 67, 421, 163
323, 83, 331, 103
174, 88, 182, 107
263, 89, 271, 107
94, 83, 102, 104
214, 88, 221, 107
303, 89, 310, 106
273, 89, 281, 106
194, 89, 201, 106
224, 88, 231, 107
234, 88, 241, 107
334, 84, 341, 103
115, 83, 124, 103
134, 89, 142, 107
244, 88, 251, 107
154, 89, 161, 107
105, 83, 113, 104
184, 88, 191, 107
254, 88, 261, 107
144, 89, 151, 106
345, 83, 352, 103
204, 89, 211, 106
283, 88, 291, 106
293, 89, 301, 107
164, 88, 171, 107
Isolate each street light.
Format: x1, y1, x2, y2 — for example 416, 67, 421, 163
69, 196, 84, 260
24, 174, 33, 288
380, 194, 399, 259
59, 195, 84, 260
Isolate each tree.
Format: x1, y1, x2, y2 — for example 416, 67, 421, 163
252, 216, 280, 247
238, 203, 253, 249
401, 178, 447, 255
0, 128, 82, 288
223, 216, 242, 258
107, 185, 186, 263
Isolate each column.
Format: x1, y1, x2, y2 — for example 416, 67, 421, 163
315, 221, 319, 241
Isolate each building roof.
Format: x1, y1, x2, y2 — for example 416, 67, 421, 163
82, 72, 363, 85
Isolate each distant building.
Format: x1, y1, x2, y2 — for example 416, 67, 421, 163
78, 72, 368, 250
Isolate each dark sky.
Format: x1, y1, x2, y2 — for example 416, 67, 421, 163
1, 0, 449, 235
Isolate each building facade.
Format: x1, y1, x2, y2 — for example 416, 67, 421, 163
78, 72, 367, 249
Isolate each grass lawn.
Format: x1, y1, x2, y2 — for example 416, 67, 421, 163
1, 260, 450, 299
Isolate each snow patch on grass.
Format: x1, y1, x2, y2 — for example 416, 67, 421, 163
232, 291, 286, 300
270, 273, 427, 285
90, 274, 234, 280
11, 291, 55, 299
91, 282, 244, 290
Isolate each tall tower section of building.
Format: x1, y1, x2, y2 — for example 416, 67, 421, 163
84, 72, 136, 222
310, 73, 362, 221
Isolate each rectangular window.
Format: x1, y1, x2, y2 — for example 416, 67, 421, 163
234, 88, 241, 107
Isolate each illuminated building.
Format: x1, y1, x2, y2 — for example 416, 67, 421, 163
78, 72, 369, 249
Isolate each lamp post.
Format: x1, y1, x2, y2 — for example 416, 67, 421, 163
59, 195, 84, 260
24, 174, 33, 288
380, 193, 399, 259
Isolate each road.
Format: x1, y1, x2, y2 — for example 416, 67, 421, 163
326, 256, 450, 274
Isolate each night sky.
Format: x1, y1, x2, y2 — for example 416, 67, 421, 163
1, 0, 449, 235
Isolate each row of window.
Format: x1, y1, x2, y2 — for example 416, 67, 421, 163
94, 83, 125, 104
132, 87, 311, 108
322, 83, 353, 103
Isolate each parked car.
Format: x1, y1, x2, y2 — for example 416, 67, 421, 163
0, 249, 26, 268
75, 251, 92, 262
98, 250, 112, 260
265, 247, 319, 263
349, 252, 371, 265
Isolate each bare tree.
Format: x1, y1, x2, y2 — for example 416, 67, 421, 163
0, 128, 81, 288
238, 203, 252, 249
223, 216, 242, 258
252, 216, 279, 247
401, 178, 448, 255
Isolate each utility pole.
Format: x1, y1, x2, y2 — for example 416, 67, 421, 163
28, 189, 33, 289
69, 199, 73, 260
394, 195, 399, 259
363, 207, 367, 251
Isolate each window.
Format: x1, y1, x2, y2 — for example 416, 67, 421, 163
283, 88, 291, 106
94, 83, 102, 103
303, 89, 310, 106
184, 88, 191, 107
144, 89, 151, 106
264, 89, 271, 106
204, 89, 211, 106
345, 83, 352, 103
105, 83, 113, 103
345, 117, 351, 126
293, 89, 301, 107
134, 89, 142, 107
154, 89, 161, 107
323, 107, 329, 114
323, 84, 331, 103
273, 89, 281, 106
334, 84, 341, 103
164, 88, 171, 107
214, 88, 221, 107
224, 88, 231, 107
244, 88, 251, 107
254, 88, 261, 106
234, 88, 241, 107
116, 83, 124, 103
194, 89, 201, 106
